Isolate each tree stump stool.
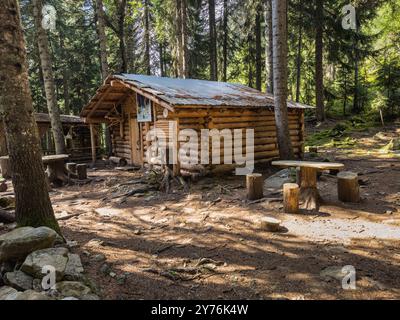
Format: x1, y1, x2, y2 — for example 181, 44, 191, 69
259, 217, 282, 232
337, 171, 360, 203
66, 163, 77, 174
0, 156, 12, 179
246, 173, 264, 200
283, 183, 299, 213
76, 164, 87, 180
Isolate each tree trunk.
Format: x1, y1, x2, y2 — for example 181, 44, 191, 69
175, 0, 183, 77
59, 35, 70, 115
208, 0, 218, 81
0, 0, 61, 233
33, 0, 66, 155
315, 0, 325, 122
119, 0, 128, 73
271, 0, 294, 159
159, 42, 165, 77
353, 24, 360, 113
95, 0, 110, 80
144, 0, 151, 75
255, 6, 262, 91
265, 0, 274, 94
94, 0, 112, 156
181, 0, 189, 78
222, 0, 228, 82
295, 2, 303, 103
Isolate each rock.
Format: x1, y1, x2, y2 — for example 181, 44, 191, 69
55, 281, 92, 298
81, 294, 100, 300
0, 286, 19, 300
64, 253, 84, 281
320, 266, 346, 281
0, 181, 7, 193
95, 207, 122, 217
264, 169, 294, 193
66, 240, 79, 249
0, 226, 57, 263
62, 296, 79, 300
86, 238, 104, 247
14, 290, 52, 300
99, 263, 111, 275
32, 278, 42, 292
259, 217, 282, 232
0, 261, 15, 276
116, 274, 127, 285
21, 247, 69, 281
91, 253, 106, 263
4, 270, 33, 291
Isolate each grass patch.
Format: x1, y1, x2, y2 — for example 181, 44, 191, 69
306, 116, 374, 148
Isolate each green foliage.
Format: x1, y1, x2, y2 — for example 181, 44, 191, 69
17, 0, 400, 122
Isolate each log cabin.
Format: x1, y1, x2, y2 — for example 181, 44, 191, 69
0, 113, 99, 163
80, 74, 311, 177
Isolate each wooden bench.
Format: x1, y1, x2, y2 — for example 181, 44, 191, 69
272, 160, 345, 210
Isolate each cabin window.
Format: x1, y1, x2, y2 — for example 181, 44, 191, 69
137, 94, 152, 122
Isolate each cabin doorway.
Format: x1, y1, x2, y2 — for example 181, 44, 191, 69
130, 117, 142, 166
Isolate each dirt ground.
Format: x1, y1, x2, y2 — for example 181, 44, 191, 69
2, 123, 400, 300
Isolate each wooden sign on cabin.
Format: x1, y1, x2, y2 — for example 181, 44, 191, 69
137, 94, 152, 122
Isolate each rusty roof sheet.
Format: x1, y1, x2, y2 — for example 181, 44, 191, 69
114, 74, 313, 109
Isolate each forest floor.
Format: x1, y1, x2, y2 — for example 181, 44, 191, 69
2, 121, 400, 300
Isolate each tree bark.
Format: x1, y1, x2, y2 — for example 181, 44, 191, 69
181, 0, 189, 78
208, 0, 218, 81
0, 0, 61, 233
222, 0, 228, 82
271, 0, 294, 159
59, 35, 70, 115
295, 2, 303, 103
94, 0, 112, 156
265, 0, 273, 94
95, 0, 110, 80
175, 0, 183, 77
118, 0, 128, 73
144, 0, 151, 75
33, 0, 66, 155
255, 6, 262, 91
315, 0, 325, 121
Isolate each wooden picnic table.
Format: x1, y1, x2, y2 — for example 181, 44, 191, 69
0, 154, 70, 186
272, 160, 345, 210
42, 154, 69, 186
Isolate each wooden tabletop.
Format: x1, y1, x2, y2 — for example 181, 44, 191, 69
272, 160, 345, 170
42, 154, 69, 163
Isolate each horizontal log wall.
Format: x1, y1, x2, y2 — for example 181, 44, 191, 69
143, 105, 305, 175
110, 98, 135, 163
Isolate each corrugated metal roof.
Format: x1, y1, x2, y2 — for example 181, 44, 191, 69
114, 74, 312, 109
35, 113, 83, 124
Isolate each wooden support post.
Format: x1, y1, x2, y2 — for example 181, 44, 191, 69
300, 167, 321, 210
246, 173, 264, 200
337, 171, 360, 203
283, 183, 300, 213
76, 164, 87, 180
90, 124, 97, 166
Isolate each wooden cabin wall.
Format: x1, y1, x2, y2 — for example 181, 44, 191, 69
167, 107, 304, 175
134, 102, 305, 176
110, 95, 137, 164
69, 125, 96, 162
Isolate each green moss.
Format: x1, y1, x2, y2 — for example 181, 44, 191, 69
17, 214, 62, 236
